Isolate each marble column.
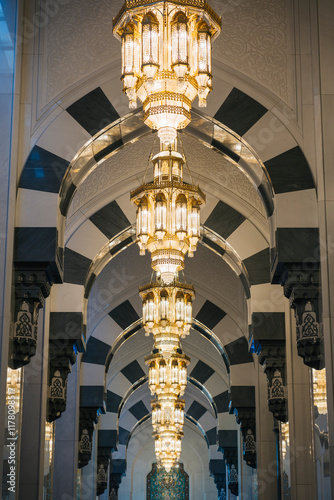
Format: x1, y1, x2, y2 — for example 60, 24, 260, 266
18, 306, 49, 499
81, 427, 98, 500
285, 305, 316, 499
255, 362, 278, 500
311, 0, 334, 493
238, 430, 254, 500
0, 0, 21, 479
53, 358, 81, 499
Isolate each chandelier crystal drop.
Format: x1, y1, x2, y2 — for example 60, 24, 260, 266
113, 0, 221, 144
131, 140, 205, 284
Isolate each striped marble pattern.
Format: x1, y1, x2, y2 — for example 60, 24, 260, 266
16, 85, 317, 266
14, 84, 319, 474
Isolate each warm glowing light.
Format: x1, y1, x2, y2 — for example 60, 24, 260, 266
313, 368, 327, 415
140, 278, 195, 353
113, 0, 221, 143
145, 322, 190, 471
131, 141, 205, 283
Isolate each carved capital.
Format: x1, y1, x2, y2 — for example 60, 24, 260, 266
237, 410, 256, 469
229, 387, 256, 468
213, 473, 226, 495
78, 408, 99, 468
285, 272, 323, 369
251, 312, 288, 421
47, 342, 76, 422
109, 473, 123, 499
10, 270, 51, 368
227, 463, 238, 496
96, 447, 111, 496
260, 342, 288, 422
218, 488, 227, 500
209, 459, 226, 497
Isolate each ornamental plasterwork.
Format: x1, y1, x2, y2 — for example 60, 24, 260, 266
210, 0, 288, 101
45, 0, 289, 104
68, 134, 154, 217
181, 134, 266, 215
185, 244, 245, 316
46, 0, 123, 101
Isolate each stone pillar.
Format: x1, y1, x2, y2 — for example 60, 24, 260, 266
18, 306, 49, 499
10, 270, 51, 369
109, 460, 126, 500
209, 459, 226, 499
255, 362, 278, 500
271, 228, 322, 370
47, 312, 84, 422
82, 426, 98, 500
285, 305, 316, 499
229, 386, 256, 469
0, 0, 21, 477
312, 0, 334, 492
218, 430, 238, 497
53, 359, 81, 499
78, 407, 100, 468
238, 430, 254, 500
12, 226, 63, 369
96, 429, 116, 496
251, 312, 288, 422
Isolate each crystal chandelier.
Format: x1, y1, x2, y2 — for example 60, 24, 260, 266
140, 278, 195, 355
146, 346, 189, 471
113, 0, 221, 144
313, 368, 327, 415
131, 140, 205, 284
142, 273, 192, 471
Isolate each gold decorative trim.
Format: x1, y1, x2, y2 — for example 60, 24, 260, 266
114, 0, 221, 29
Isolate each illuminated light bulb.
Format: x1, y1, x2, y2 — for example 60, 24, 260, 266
160, 291, 169, 322
142, 13, 159, 81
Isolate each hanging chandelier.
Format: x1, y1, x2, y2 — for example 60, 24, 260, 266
131, 140, 205, 284
140, 278, 195, 355
146, 346, 189, 471
113, 0, 221, 144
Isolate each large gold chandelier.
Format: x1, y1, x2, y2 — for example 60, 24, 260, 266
140, 278, 195, 354
113, 0, 221, 144
142, 276, 192, 471
145, 329, 190, 471
131, 140, 205, 284
113, 0, 218, 474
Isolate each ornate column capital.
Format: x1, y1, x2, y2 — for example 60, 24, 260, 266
286, 273, 323, 369
229, 386, 256, 468
217, 430, 238, 496
96, 430, 118, 495
47, 342, 76, 422
209, 459, 226, 498
78, 407, 99, 468
10, 270, 51, 368
251, 312, 288, 422
47, 312, 85, 422
96, 447, 111, 496
12, 227, 63, 367
270, 227, 323, 369
227, 463, 238, 497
